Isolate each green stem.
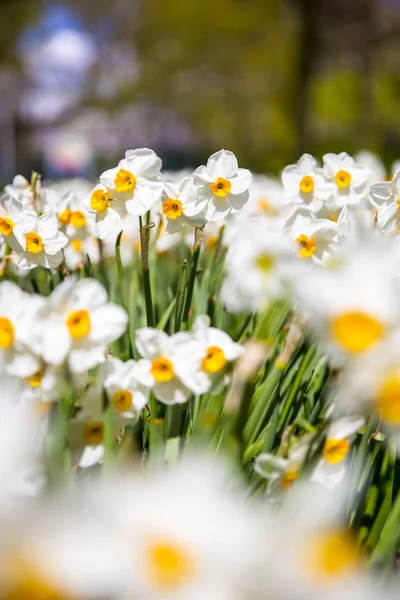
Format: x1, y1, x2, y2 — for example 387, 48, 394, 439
174, 259, 188, 332
139, 215, 155, 327
116, 231, 134, 358
181, 226, 204, 329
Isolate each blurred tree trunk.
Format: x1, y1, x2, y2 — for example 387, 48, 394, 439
294, 0, 323, 157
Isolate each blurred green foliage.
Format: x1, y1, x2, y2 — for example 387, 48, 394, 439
3, 0, 400, 172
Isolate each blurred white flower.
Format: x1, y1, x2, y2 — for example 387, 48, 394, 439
294, 240, 400, 363
0, 281, 43, 378
101, 356, 152, 420
191, 316, 244, 383
221, 217, 296, 312
370, 170, 400, 233
323, 152, 371, 207
288, 214, 338, 265
282, 153, 333, 213
312, 416, 364, 489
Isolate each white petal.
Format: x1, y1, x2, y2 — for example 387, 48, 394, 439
89, 304, 128, 344
42, 321, 70, 366
72, 279, 108, 311
69, 347, 106, 373
37, 213, 59, 238
229, 169, 252, 194
135, 328, 173, 359
207, 150, 238, 179
44, 232, 68, 255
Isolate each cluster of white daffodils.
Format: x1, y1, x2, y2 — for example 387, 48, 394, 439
86, 148, 252, 240
2, 146, 400, 598
136, 315, 243, 405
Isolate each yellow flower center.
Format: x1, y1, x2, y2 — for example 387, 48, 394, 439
34, 401, 53, 419
377, 371, 400, 425
23, 370, 43, 388
151, 357, 175, 383
323, 438, 350, 464
0, 317, 14, 349
145, 539, 195, 590
83, 421, 104, 445
71, 238, 83, 253
90, 189, 109, 212
206, 235, 218, 250
26, 232, 44, 254
335, 170, 352, 189
280, 468, 299, 491
70, 210, 86, 228
296, 234, 316, 258
114, 169, 136, 193
66, 310, 91, 339
258, 198, 278, 216
0, 217, 14, 236
210, 177, 232, 197
299, 175, 314, 194
112, 389, 133, 412
305, 529, 361, 583
59, 209, 72, 226
255, 253, 274, 272
330, 312, 384, 354
162, 198, 183, 220
202, 346, 227, 373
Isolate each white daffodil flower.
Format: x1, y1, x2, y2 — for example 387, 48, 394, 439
33, 277, 128, 373
243, 174, 285, 219
136, 328, 209, 404
161, 177, 205, 234
262, 483, 371, 600
312, 416, 364, 489
191, 316, 244, 383
333, 332, 400, 442
288, 214, 338, 265
0, 374, 45, 507
85, 183, 127, 240
5, 174, 60, 213
0, 194, 37, 248
0, 281, 44, 378
100, 147, 163, 216
57, 190, 96, 242
19, 361, 67, 409
323, 152, 371, 207
63, 233, 100, 271
11, 213, 68, 270
68, 385, 107, 468
99, 457, 264, 600
254, 444, 307, 497
191, 149, 252, 222
221, 218, 297, 313
101, 357, 153, 420
294, 240, 400, 364
0, 502, 132, 600
370, 170, 400, 233
281, 153, 333, 213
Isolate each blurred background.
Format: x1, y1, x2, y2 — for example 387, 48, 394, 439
0, 0, 399, 181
